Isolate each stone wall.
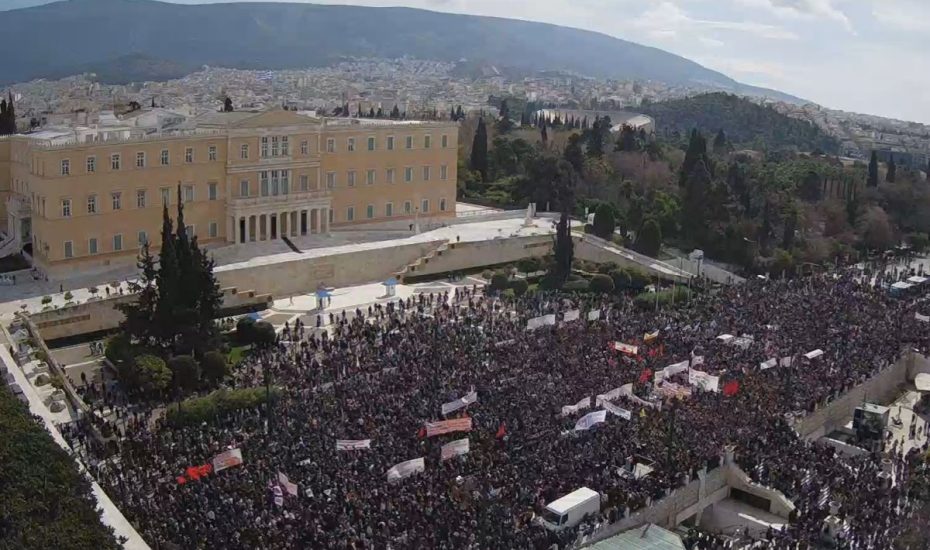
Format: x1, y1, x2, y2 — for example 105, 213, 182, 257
414, 234, 553, 276
214, 240, 443, 298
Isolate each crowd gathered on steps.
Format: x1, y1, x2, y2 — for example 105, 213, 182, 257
62, 271, 930, 550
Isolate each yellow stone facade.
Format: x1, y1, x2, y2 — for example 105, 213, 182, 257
0, 110, 458, 276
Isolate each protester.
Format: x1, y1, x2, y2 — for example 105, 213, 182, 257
64, 272, 930, 549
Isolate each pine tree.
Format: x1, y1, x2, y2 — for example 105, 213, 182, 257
886, 154, 897, 183
456, 105, 464, 120
117, 241, 159, 345
581, 116, 589, 130
450, 106, 456, 121
377, 107, 384, 118
151, 97, 156, 108
155, 204, 180, 349
369, 107, 376, 118
391, 105, 401, 119
713, 129, 727, 154
470, 118, 489, 181
541, 123, 549, 148
7, 92, 15, 134
867, 151, 879, 187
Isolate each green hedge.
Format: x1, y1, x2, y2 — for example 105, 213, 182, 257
165, 386, 280, 427
0, 386, 120, 549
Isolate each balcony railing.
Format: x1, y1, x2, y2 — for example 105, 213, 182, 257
232, 189, 331, 207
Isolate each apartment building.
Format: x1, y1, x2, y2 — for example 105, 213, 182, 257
0, 110, 458, 276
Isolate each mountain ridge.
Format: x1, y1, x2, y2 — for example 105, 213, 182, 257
0, 0, 804, 104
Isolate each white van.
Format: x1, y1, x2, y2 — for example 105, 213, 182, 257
538, 487, 600, 531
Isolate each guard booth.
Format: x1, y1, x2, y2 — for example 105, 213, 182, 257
315, 289, 332, 310
383, 278, 398, 297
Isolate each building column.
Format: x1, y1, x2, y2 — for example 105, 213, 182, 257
290, 211, 297, 237
248, 215, 256, 242
227, 216, 234, 244
263, 214, 270, 241
315, 208, 322, 234
324, 207, 330, 234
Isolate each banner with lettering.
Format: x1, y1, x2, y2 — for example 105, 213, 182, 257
526, 316, 545, 331
644, 330, 660, 343
425, 417, 473, 437
563, 309, 580, 322
561, 396, 592, 416
587, 310, 601, 321
386, 457, 425, 483
759, 358, 777, 370
658, 382, 692, 400
441, 390, 479, 416
440, 438, 470, 461
574, 410, 608, 431
602, 400, 632, 420
916, 312, 930, 323
335, 439, 372, 451
542, 314, 557, 326
688, 370, 720, 393
212, 448, 243, 472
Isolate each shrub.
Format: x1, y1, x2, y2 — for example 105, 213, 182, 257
590, 274, 615, 294
634, 218, 662, 257
563, 279, 590, 292
583, 223, 594, 234
598, 262, 619, 274
517, 257, 541, 274
34, 349, 48, 363
135, 354, 171, 394
0, 387, 120, 549
252, 321, 276, 348
633, 286, 691, 310
63, 291, 73, 301
612, 267, 651, 292
49, 374, 65, 390
481, 269, 494, 281
41, 296, 52, 305
168, 355, 201, 393
105, 334, 132, 366
201, 350, 230, 383
236, 316, 256, 344
35, 374, 50, 386
490, 272, 509, 292
511, 278, 529, 296
165, 387, 280, 427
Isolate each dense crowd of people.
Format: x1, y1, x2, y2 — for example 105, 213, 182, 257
63, 271, 930, 549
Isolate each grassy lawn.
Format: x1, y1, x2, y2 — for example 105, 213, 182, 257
227, 345, 250, 366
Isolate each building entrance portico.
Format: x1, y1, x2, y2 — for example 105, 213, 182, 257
228, 192, 330, 244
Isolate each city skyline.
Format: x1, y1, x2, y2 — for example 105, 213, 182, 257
15, 0, 919, 125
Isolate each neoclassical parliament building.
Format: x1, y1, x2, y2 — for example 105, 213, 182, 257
0, 109, 458, 276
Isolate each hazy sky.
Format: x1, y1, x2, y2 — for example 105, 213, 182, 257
13, 0, 930, 123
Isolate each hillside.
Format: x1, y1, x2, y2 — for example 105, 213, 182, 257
0, 0, 793, 102
639, 93, 840, 153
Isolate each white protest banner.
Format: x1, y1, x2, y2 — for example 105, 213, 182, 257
542, 314, 557, 326
691, 355, 705, 366
561, 397, 592, 417
212, 448, 243, 472
272, 484, 284, 507
658, 382, 692, 400
563, 309, 580, 322
644, 330, 660, 343
574, 410, 608, 431
595, 387, 622, 406
917, 312, 930, 323
780, 356, 793, 368
602, 401, 632, 420
386, 457, 425, 483
804, 349, 824, 360
278, 472, 298, 496
613, 342, 639, 356
760, 358, 777, 371
335, 439, 372, 451
441, 390, 478, 415
587, 309, 601, 321
440, 438, 470, 461
425, 417, 473, 437
689, 370, 720, 393
619, 383, 659, 409
665, 361, 690, 377
526, 316, 545, 331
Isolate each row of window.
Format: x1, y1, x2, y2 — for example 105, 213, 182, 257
60, 146, 218, 176
325, 134, 449, 154
324, 165, 448, 189
343, 198, 448, 222
61, 223, 219, 258
57, 183, 218, 218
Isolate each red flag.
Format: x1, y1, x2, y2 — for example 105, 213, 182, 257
176, 476, 187, 485
496, 422, 507, 440
186, 466, 202, 481
197, 464, 213, 477
639, 369, 653, 384
723, 380, 740, 397
417, 426, 427, 439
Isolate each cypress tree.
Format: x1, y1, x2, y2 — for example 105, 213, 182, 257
867, 151, 879, 187
456, 105, 464, 120
470, 118, 489, 181
155, 204, 180, 349
541, 123, 549, 147
886, 154, 897, 183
